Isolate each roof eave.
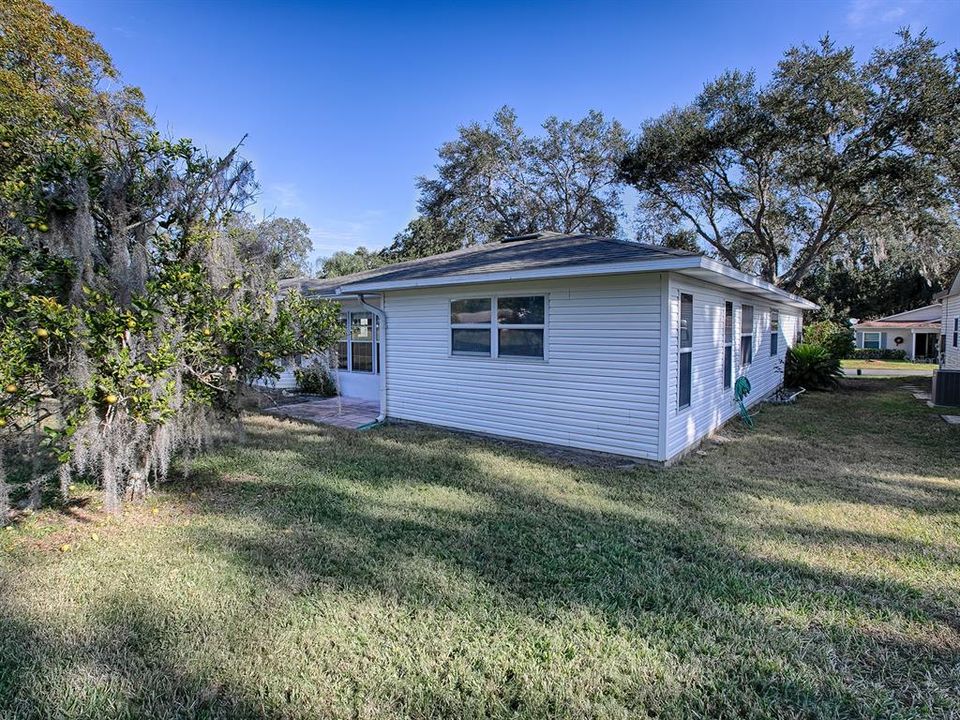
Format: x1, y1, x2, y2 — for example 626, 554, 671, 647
337, 256, 816, 309
337, 256, 701, 293
687, 259, 819, 310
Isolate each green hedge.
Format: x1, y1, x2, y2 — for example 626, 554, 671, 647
849, 348, 908, 361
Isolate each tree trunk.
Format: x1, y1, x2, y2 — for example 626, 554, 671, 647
0, 450, 9, 527
126, 462, 150, 503
59, 464, 71, 502
102, 455, 120, 514
27, 439, 42, 511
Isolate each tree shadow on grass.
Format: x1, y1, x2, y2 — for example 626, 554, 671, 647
158, 414, 960, 717
2, 379, 958, 718
0, 594, 274, 720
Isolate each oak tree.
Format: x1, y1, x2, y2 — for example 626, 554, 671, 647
620, 32, 960, 292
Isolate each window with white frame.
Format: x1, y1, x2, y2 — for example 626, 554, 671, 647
770, 308, 779, 356
862, 332, 881, 350
740, 304, 754, 366
350, 312, 375, 372
333, 312, 379, 373
450, 296, 545, 359
679, 293, 693, 409
335, 316, 348, 370
723, 301, 733, 389
450, 298, 492, 355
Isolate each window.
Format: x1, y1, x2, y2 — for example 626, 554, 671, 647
740, 304, 754, 366
451, 298, 492, 355
350, 313, 374, 372
862, 332, 881, 350
335, 316, 348, 370
954, 318, 958, 348
770, 309, 779, 356
723, 301, 733, 389
450, 296, 545, 359
497, 296, 545, 357
333, 312, 379, 373
679, 293, 693, 409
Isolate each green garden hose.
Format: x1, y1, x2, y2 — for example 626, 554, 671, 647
734, 376, 754, 428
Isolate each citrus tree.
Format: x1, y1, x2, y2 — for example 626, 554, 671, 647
0, 0, 339, 518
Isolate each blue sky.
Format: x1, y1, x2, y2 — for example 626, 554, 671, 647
52, 0, 960, 266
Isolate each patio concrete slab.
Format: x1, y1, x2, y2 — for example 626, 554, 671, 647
264, 397, 380, 429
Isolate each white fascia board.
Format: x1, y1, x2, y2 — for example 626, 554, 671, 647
694, 259, 819, 310
337, 255, 818, 309
337, 256, 701, 293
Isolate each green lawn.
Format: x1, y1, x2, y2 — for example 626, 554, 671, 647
1, 380, 959, 719
841, 358, 938, 371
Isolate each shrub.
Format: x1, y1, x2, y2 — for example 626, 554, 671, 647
849, 348, 908, 361
803, 320, 854, 359
294, 364, 338, 397
784, 343, 843, 390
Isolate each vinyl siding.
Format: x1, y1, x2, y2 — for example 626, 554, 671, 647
383, 274, 663, 459
943, 294, 960, 370
664, 274, 801, 461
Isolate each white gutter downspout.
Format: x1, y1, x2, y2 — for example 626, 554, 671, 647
357, 293, 387, 424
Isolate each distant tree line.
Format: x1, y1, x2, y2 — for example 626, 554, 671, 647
318, 31, 960, 321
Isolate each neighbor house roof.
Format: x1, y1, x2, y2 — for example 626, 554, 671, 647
852, 303, 941, 331
284, 232, 817, 310
853, 321, 940, 330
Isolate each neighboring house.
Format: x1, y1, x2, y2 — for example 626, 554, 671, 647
280, 232, 815, 464
851, 305, 942, 361
936, 270, 960, 370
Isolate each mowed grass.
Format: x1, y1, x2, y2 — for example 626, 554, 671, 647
1, 380, 959, 719
841, 359, 938, 371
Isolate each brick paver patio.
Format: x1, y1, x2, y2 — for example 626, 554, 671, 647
264, 397, 380, 429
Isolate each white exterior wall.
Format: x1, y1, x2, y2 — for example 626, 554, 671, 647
663, 274, 801, 462
383, 274, 664, 460
943, 295, 960, 369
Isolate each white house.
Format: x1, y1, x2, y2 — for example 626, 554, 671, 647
280, 232, 815, 464
851, 305, 941, 361
936, 271, 960, 370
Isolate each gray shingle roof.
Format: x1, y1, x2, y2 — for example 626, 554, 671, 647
282, 233, 699, 296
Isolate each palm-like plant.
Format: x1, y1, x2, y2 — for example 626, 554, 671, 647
784, 344, 843, 390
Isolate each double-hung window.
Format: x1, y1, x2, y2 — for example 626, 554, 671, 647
770, 309, 779, 356
497, 296, 545, 357
350, 313, 375, 372
740, 304, 754, 366
333, 312, 379, 373
723, 301, 733, 389
450, 298, 493, 355
679, 293, 693, 409
954, 318, 958, 348
862, 332, 881, 350
450, 296, 545, 359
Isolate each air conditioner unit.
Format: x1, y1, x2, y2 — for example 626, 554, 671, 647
932, 369, 960, 407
